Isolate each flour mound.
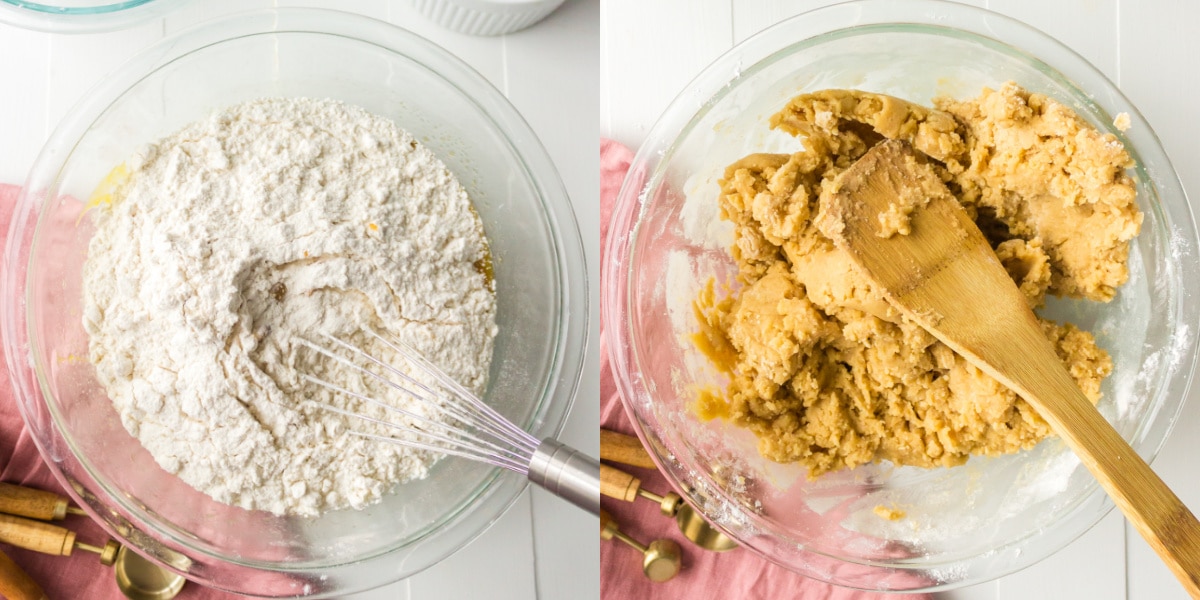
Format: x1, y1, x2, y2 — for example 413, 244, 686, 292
82, 97, 497, 517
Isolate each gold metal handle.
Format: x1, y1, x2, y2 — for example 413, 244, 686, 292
600, 509, 682, 582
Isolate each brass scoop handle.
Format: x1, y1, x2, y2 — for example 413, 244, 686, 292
0, 482, 183, 599
600, 429, 738, 552
600, 509, 681, 582
0, 513, 119, 565
0, 482, 87, 522
600, 464, 683, 515
599, 463, 737, 552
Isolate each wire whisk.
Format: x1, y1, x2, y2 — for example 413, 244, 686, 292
297, 331, 600, 516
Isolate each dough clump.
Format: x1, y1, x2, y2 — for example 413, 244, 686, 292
695, 83, 1137, 476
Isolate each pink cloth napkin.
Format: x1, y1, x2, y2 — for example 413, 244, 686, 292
598, 140, 933, 600
0, 183, 244, 600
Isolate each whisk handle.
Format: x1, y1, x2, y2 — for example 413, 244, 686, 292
528, 439, 601, 516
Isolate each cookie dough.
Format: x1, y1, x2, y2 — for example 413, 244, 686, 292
695, 83, 1134, 476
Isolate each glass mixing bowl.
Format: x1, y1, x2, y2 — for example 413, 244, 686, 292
603, 0, 1200, 592
1, 8, 587, 598
0, 0, 189, 33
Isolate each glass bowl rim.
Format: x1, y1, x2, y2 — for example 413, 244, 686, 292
2, 7, 589, 596
602, 0, 1200, 591
0, 0, 190, 34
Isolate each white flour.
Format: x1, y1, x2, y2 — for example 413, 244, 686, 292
81, 98, 497, 517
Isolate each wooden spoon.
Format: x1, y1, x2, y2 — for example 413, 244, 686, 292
821, 139, 1200, 596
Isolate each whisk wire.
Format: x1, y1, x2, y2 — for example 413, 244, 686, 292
298, 335, 547, 471
295, 332, 602, 516
308, 333, 536, 456
326, 331, 538, 453
299, 374, 530, 470
347, 430, 526, 471
368, 330, 540, 450
300, 399, 526, 471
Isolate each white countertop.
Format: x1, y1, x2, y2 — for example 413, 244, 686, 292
0, 1, 599, 599
601, 0, 1200, 599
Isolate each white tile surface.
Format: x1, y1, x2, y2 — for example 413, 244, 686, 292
388, 1, 508, 91
599, 0, 730, 147
406, 492, 539, 600
45, 20, 164, 123
501, 2, 601, 599
996, 511, 1126, 600
0, 1, 598, 599
0, 27, 49, 185
600, 1, 1200, 599
997, 0, 1119, 81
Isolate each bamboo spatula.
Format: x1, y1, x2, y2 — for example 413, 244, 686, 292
821, 139, 1200, 596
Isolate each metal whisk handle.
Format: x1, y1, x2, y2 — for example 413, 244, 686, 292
527, 439, 601, 516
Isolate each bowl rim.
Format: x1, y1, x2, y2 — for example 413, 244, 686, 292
0, 0, 190, 34
602, 0, 1200, 591
1, 7, 588, 597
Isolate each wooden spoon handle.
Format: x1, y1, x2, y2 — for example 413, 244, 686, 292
930, 246, 1200, 594
825, 140, 1200, 595
1073, 411, 1200, 596
0, 549, 46, 600
599, 429, 656, 469
1001, 344, 1200, 597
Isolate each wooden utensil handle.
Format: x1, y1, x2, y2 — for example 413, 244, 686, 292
828, 140, 1200, 596
0, 483, 68, 521
600, 464, 641, 502
0, 513, 75, 556
1070, 410, 1200, 596
987, 327, 1200, 597
0, 549, 46, 600
942, 272, 1200, 595
600, 429, 656, 469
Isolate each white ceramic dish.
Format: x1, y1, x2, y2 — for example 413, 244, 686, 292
411, 0, 565, 36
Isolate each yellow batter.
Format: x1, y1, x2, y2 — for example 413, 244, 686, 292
694, 83, 1136, 477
